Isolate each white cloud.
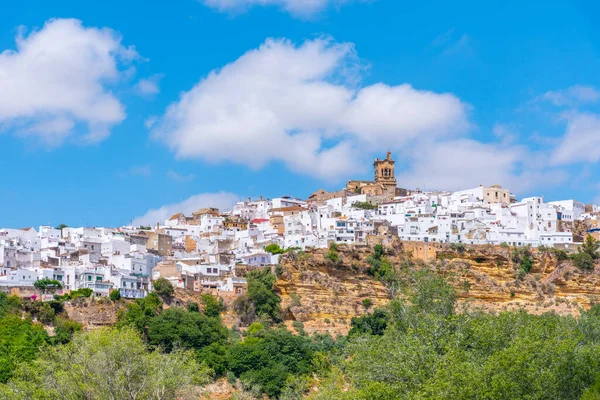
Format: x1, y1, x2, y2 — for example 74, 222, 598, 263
551, 112, 600, 165
132, 192, 239, 226
135, 73, 163, 96
537, 85, 600, 107
202, 0, 361, 17
442, 34, 471, 56
166, 170, 195, 182
0, 18, 137, 146
396, 138, 568, 193
152, 38, 469, 180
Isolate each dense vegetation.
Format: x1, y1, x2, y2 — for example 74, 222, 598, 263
3, 242, 600, 399
317, 272, 600, 399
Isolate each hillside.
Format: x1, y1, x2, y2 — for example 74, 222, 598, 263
275, 242, 600, 334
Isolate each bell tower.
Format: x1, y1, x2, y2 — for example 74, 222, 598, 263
374, 151, 397, 189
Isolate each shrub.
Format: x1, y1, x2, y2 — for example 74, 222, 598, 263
290, 293, 302, 308
362, 298, 373, 309
581, 235, 600, 260
152, 277, 174, 298
352, 201, 377, 210
553, 248, 570, 261
292, 320, 305, 334
109, 289, 121, 301
33, 278, 62, 292
450, 243, 466, 253
227, 371, 237, 386
500, 242, 510, 248
265, 243, 284, 255
234, 269, 281, 326
325, 249, 340, 263
186, 301, 200, 312
228, 329, 316, 398
349, 308, 389, 336
572, 252, 595, 270
52, 317, 82, 345
519, 256, 533, 275
201, 293, 225, 318
146, 307, 228, 353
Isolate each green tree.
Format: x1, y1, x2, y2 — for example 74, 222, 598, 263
581, 235, 600, 260
349, 308, 389, 336
265, 243, 285, 255
153, 277, 175, 298
54, 223, 68, 231
235, 268, 282, 325
228, 329, 316, 398
116, 292, 162, 332
109, 288, 121, 301
146, 307, 228, 353
52, 317, 82, 345
0, 315, 49, 383
33, 278, 62, 293
1, 327, 206, 399
201, 293, 225, 318
573, 252, 595, 270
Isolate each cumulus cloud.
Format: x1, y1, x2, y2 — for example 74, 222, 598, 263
132, 192, 239, 226
135, 73, 163, 96
537, 85, 600, 107
551, 112, 600, 165
202, 0, 362, 17
152, 38, 469, 180
396, 138, 568, 193
0, 18, 137, 146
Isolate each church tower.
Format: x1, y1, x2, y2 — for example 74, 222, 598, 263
374, 151, 397, 189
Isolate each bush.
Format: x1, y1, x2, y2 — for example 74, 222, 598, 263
352, 201, 377, 210
349, 308, 389, 336
519, 256, 533, 277
290, 293, 302, 308
450, 242, 466, 253
265, 243, 284, 255
227, 371, 237, 386
152, 277, 174, 298
325, 249, 340, 263
581, 235, 600, 260
572, 252, 595, 270
52, 317, 82, 345
201, 293, 225, 318
228, 329, 316, 398
0, 315, 49, 382
362, 298, 373, 309
2, 327, 204, 399
234, 269, 281, 326
109, 289, 121, 301
553, 248, 570, 261
146, 307, 228, 353
292, 320, 305, 334
186, 301, 200, 313
33, 278, 62, 292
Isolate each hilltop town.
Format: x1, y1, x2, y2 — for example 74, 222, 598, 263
2, 151, 599, 300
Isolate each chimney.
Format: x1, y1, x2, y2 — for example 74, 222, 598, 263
260, 195, 263, 201
248, 197, 251, 203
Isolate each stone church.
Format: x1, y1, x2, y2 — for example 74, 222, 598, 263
346, 151, 404, 197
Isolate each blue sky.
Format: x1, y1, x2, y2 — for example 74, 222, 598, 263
1, 0, 600, 227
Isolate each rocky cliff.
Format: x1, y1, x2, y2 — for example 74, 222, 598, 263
275, 242, 600, 334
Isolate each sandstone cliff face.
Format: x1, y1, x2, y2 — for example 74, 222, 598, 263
275, 243, 600, 334
276, 247, 390, 335
64, 298, 120, 329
